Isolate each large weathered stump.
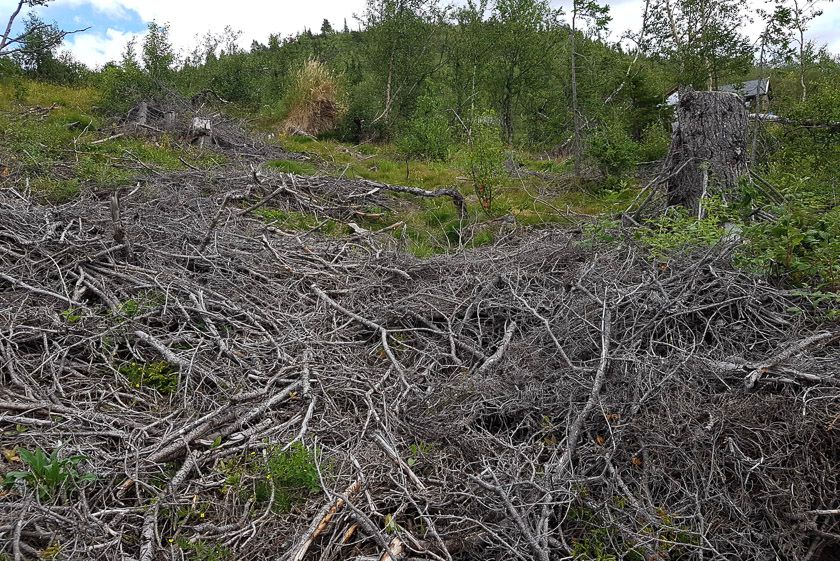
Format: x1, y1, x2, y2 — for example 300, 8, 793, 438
665, 88, 748, 214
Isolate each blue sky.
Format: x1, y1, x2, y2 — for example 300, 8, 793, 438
2, 0, 840, 68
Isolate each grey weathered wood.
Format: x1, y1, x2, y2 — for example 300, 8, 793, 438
135, 101, 148, 126
665, 88, 748, 214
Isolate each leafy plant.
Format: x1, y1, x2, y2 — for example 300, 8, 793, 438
739, 204, 840, 290
119, 360, 179, 394
3, 447, 95, 500
588, 122, 639, 179
397, 93, 452, 176
61, 307, 82, 324
222, 443, 321, 513
636, 198, 731, 258
466, 112, 505, 213
175, 539, 232, 561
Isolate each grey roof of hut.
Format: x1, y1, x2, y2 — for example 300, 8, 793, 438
664, 78, 771, 106
718, 78, 771, 99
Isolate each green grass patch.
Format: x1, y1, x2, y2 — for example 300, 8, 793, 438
29, 177, 81, 203
0, 79, 223, 201
255, 208, 344, 236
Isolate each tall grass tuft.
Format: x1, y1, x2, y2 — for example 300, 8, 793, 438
282, 59, 344, 137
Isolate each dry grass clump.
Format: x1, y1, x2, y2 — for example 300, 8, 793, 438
282, 59, 344, 136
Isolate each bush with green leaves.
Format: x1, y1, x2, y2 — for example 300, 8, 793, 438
637, 122, 671, 162
636, 197, 732, 258
587, 122, 639, 179
3, 447, 95, 500
738, 204, 839, 291
119, 360, 179, 394
223, 442, 321, 513
397, 93, 453, 168
97, 63, 153, 116
466, 112, 505, 213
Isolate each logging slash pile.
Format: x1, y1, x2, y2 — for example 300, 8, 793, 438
0, 166, 839, 561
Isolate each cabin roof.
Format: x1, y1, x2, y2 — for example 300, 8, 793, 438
663, 78, 771, 106
718, 78, 771, 99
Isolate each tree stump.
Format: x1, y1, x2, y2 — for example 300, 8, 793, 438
665, 88, 748, 215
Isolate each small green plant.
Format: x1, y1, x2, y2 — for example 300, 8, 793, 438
223, 443, 321, 513
588, 122, 639, 181
581, 218, 622, 247
738, 204, 839, 291
3, 447, 95, 500
406, 441, 435, 467
119, 360, 179, 393
466, 112, 505, 213
397, 93, 452, 178
119, 299, 140, 317
175, 539, 232, 561
636, 197, 731, 258
61, 307, 82, 324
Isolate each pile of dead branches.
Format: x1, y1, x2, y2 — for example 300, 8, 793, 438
1, 168, 838, 561
102, 92, 294, 162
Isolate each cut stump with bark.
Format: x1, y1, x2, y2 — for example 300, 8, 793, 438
665, 88, 748, 214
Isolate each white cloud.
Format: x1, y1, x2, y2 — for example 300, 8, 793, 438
63, 27, 141, 67
5, 0, 840, 67
57, 0, 368, 66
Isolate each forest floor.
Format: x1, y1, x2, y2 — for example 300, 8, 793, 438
1, 83, 839, 561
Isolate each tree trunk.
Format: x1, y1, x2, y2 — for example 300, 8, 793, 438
570, 9, 581, 177
665, 88, 748, 215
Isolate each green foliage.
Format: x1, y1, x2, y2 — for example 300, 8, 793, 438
97, 63, 152, 116
175, 539, 232, 561
3, 447, 95, 500
223, 443, 321, 513
581, 217, 622, 247
142, 22, 175, 84
645, 0, 753, 88
61, 307, 83, 324
637, 122, 671, 162
466, 113, 506, 212
739, 204, 840, 291
636, 198, 731, 258
397, 93, 452, 164
12, 13, 87, 84
588, 122, 639, 179
119, 361, 179, 394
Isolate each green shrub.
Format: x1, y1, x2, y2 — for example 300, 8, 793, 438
3, 447, 95, 500
223, 443, 321, 513
397, 93, 452, 166
638, 122, 670, 162
119, 360, 179, 394
588, 122, 639, 178
97, 64, 152, 116
466, 112, 505, 213
739, 204, 840, 291
636, 197, 730, 258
